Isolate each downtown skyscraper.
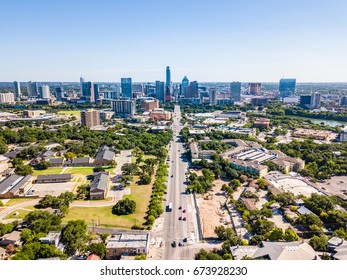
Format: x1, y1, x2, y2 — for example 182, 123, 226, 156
13, 81, 21, 99
155, 81, 165, 103
230, 81, 241, 102
279, 78, 296, 99
166, 66, 171, 93
121, 78, 132, 99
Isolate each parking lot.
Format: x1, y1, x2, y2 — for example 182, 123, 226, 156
316, 176, 347, 197
28, 182, 75, 197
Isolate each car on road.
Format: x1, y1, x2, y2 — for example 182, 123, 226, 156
183, 209, 186, 213
183, 238, 188, 242
178, 216, 182, 220
178, 206, 182, 210
171, 175, 173, 177
183, 217, 186, 221
172, 241, 176, 247
178, 242, 183, 247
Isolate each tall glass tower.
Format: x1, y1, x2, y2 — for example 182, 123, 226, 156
166, 66, 171, 92
121, 78, 132, 99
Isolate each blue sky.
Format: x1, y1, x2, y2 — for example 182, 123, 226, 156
0, 0, 346, 82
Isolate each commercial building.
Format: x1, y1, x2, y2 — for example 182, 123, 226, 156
111, 99, 135, 117
248, 83, 261, 95
23, 110, 46, 118
166, 66, 171, 93
132, 83, 144, 94
150, 108, 171, 121
121, 78, 132, 99
27, 81, 39, 97
94, 83, 100, 101
230, 81, 241, 102
209, 87, 217, 105
231, 241, 320, 260
140, 99, 159, 111
94, 146, 115, 165
0, 92, 15, 104
36, 173, 73, 184
339, 127, 347, 142
89, 172, 109, 200
181, 76, 189, 97
0, 174, 33, 198
155, 81, 165, 103
299, 93, 321, 109
106, 233, 150, 259
81, 109, 100, 127
341, 96, 347, 106
186, 81, 199, 98
293, 128, 331, 140
279, 79, 296, 99
13, 81, 21, 99
251, 97, 269, 106
39, 85, 51, 99
229, 158, 268, 177
253, 118, 270, 129
81, 81, 95, 103
55, 86, 64, 100
100, 110, 114, 120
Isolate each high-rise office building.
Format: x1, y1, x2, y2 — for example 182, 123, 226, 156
27, 81, 32, 97
27, 81, 39, 97
209, 87, 217, 105
181, 76, 189, 97
311, 92, 321, 109
56, 87, 64, 100
133, 83, 144, 93
80, 77, 84, 95
299, 94, 312, 108
94, 83, 100, 101
186, 81, 199, 98
82, 81, 95, 103
279, 79, 296, 99
166, 66, 171, 93
155, 81, 165, 103
121, 78, 132, 99
0, 92, 15, 104
111, 99, 135, 117
341, 96, 347, 106
40, 85, 51, 99
13, 81, 21, 99
165, 86, 171, 103
145, 83, 156, 97
81, 109, 100, 127
230, 82, 241, 102
248, 83, 261, 95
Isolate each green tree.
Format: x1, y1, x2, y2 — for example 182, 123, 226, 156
309, 235, 328, 251
194, 249, 223, 260
112, 198, 136, 215
0, 140, 8, 154
24, 211, 61, 234
284, 228, 300, 241
268, 227, 284, 241
15, 164, 33, 176
134, 254, 146, 260
35, 161, 52, 170
61, 220, 89, 255
88, 243, 106, 259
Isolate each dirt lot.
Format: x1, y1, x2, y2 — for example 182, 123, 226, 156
196, 178, 231, 238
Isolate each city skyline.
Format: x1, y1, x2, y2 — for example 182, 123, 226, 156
0, 0, 347, 82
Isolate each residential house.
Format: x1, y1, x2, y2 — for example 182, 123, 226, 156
89, 173, 109, 200
39, 231, 61, 247
0, 231, 21, 246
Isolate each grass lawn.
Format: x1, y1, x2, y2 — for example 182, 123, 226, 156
33, 168, 63, 176
4, 208, 33, 220
3, 198, 37, 207
63, 167, 94, 176
64, 172, 155, 229
131, 154, 157, 164
57, 110, 81, 119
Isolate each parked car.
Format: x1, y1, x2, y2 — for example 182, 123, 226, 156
178, 216, 182, 221
183, 217, 186, 221
183, 209, 186, 213
178, 242, 183, 247
172, 241, 176, 247
183, 238, 188, 242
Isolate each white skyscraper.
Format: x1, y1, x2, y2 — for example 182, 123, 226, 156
40, 85, 51, 99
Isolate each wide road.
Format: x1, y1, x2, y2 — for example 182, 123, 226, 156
161, 104, 200, 260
